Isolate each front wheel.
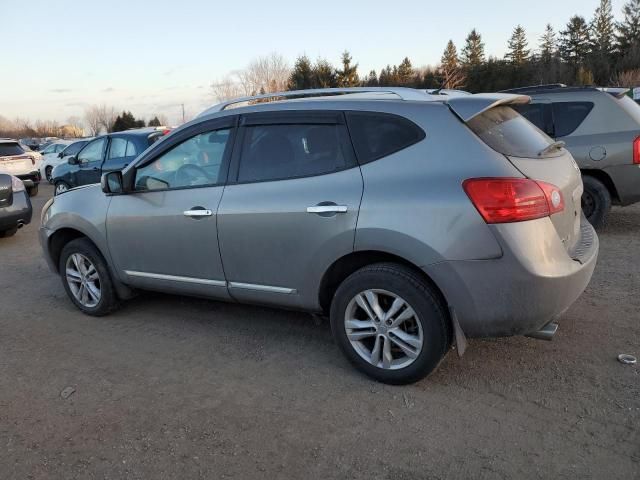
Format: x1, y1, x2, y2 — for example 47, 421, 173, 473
330, 263, 451, 385
45, 166, 53, 183
59, 238, 120, 316
54, 181, 70, 196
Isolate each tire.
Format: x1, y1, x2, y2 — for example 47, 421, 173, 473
0, 227, 18, 238
59, 238, 120, 316
330, 262, 451, 385
581, 175, 611, 229
45, 166, 53, 183
54, 181, 70, 196
27, 184, 38, 197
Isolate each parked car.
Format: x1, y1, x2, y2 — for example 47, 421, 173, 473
502, 84, 640, 228
0, 173, 32, 237
40, 139, 88, 183
0, 139, 41, 196
18, 143, 43, 167
51, 129, 168, 195
40, 87, 598, 384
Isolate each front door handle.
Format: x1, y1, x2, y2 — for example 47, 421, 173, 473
306, 205, 348, 214
184, 208, 213, 217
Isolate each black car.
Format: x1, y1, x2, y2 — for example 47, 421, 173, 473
52, 128, 169, 195
0, 173, 32, 237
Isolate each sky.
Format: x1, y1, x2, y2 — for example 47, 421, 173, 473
0, 0, 627, 125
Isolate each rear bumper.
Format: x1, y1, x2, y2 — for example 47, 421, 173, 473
0, 191, 32, 231
604, 163, 640, 206
17, 171, 41, 189
425, 215, 598, 338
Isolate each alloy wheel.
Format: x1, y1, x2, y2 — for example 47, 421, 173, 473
344, 289, 423, 370
65, 253, 101, 308
55, 183, 68, 195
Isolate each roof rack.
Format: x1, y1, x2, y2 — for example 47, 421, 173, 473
199, 87, 434, 116
499, 84, 568, 94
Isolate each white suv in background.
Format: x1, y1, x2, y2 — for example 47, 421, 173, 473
0, 139, 41, 196
40, 139, 91, 183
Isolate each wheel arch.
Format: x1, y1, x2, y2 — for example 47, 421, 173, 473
581, 168, 619, 203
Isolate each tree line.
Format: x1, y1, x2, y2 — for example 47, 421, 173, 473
283, 0, 640, 93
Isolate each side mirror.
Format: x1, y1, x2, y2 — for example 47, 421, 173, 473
57, 152, 63, 159
101, 171, 124, 194
67, 156, 78, 165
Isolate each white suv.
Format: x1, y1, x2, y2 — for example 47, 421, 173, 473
39, 140, 74, 182
0, 139, 41, 196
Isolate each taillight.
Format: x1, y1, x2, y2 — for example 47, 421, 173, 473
633, 136, 640, 164
463, 178, 564, 224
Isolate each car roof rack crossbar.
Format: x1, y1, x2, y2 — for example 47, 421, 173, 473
201, 87, 432, 115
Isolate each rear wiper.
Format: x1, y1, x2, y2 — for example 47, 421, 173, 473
538, 141, 565, 157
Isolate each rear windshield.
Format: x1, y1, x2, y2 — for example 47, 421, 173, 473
467, 106, 555, 158
615, 95, 640, 124
0, 142, 25, 156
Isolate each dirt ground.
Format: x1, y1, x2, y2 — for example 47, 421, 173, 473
1, 183, 638, 479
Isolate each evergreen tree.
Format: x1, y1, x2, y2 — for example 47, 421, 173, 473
591, 0, 615, 55
617, 0, 640, 54
505, 25, 530, 65
148, 116, 162, 127
313, 58, 338, 88
397, 57, 415, 84
539, 24, 557, 63
559, 16, 592, 67
288, 55, 314, 90
336, 50, 359, 87
440, 40, 465, 88
461, 29, 485, 66
112, 111, 145, 132
365, 70, 379, 86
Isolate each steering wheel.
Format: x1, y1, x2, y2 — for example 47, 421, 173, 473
175, 163, 210, 186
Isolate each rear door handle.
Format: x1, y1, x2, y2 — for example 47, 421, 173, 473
306, 205, 348, 214
184, 209, 213, 217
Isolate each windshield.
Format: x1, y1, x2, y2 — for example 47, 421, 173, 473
467, 106, 557, 158
0, 142, 25, 157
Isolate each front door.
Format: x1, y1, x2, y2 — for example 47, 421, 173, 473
106, 118, 236, 299
217, 111, 363, 309
75, 137, 107, 186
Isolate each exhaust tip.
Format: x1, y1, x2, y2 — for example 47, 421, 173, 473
526, 322, 558, 341
16, 221, 24, 229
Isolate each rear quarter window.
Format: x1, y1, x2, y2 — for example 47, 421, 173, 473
345, 112, 425, 164
0, 142, 25, 156
467, 106, 554, 158
552, 102, 594, 137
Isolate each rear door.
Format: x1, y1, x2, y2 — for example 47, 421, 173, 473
217, 111, 363, 309
102, 136, 139, 174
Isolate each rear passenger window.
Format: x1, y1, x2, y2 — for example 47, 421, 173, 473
238, 124, 348, 182
125, 140, 138, 157
552, 102, 594, 137
345, 112, 425, 164
108, 138, 127, 159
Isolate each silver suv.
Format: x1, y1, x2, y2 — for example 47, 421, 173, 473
505, 84, 640, 228
40, 88, 598, 384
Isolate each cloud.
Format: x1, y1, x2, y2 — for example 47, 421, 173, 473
50, 88, 72, 93
164, 68, 176, 76
65, 101, 88, 107
102, 87, 115, 93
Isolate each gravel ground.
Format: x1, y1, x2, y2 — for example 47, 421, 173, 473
1, 183, 638, 479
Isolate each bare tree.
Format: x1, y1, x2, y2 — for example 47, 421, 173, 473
97, 104, 117, 133
84, 105, 102, 136
211, 75, 245, 102
611, 69, 640, 87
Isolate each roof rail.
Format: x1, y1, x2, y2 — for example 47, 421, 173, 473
199, 87, 433, 117
499, 84, 567, 94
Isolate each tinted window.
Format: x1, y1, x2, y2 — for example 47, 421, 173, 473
512, 103, 546, 132
238, 124, 347, 182
345, 112, 425, 164
552, 102, 594, 137
125, 140, 138, 156
78, 138, 106, 163
0, 142, 25, 156
135, 129, 231, 191
108, 138, 127, 159
62, 141, 87, 157
468, 106, 555, 158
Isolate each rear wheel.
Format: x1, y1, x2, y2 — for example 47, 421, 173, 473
59, 238, 120, 316
27, 184, 38, 197
582, 175, 611, 229
45, 166, 53, 183
330, 263, 451, 385
54, 181, 70, 196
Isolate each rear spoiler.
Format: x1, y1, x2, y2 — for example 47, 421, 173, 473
597, 87, 630, 99
446, 93, 531, 122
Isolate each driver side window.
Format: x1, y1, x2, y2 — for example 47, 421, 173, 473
78, 138, 106, 164
135, 129, 231, 191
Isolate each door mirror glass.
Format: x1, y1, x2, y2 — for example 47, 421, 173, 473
57, 152, 64, 158
101, 171, 124, 194
67, 155, 78, 165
